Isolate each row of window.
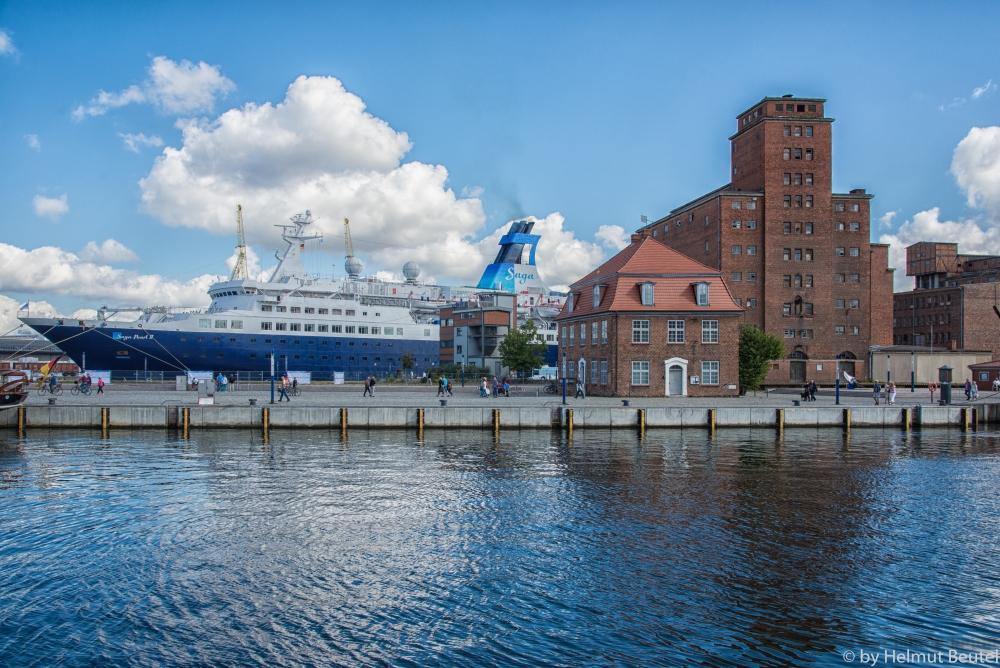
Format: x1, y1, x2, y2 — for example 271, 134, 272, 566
183, 335, 397, 348
834, 299, 861, 309
733, 298, 758, 307
783, 148, 814, 161
783, 195, 813, 207
730, 272, 862, 284
560, 319, 720, 346
784, 173, 814, 185
731, 220, 758, 229
199, 319, 244, 329
775, 103, 817, 113
834, 326, 862, 335
895, 314, 953, 327
731, 245, 757, 255
259, 323, 408, 335
895, 295, 953, 309
783, 125, 814, 137
835, 203, 861, 212
782, 302, 813, 316
783, 329, 814, 338
566, 360, 722, 386
261, 305, 368, 316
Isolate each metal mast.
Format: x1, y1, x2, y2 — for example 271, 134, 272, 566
343, 218, 355, 258
231, 204, 249, 281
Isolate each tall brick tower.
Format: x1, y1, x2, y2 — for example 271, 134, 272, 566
637, 95, 894, 383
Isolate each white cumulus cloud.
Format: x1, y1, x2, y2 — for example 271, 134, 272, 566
0, 296, 62, 335
0, 242, 218, 306
119, 132, 163, 152
24, 134, 40, 151
73, 55, 235, 119
33, 194, 68, 220
878, 211, 898, 228
952, 126, 1000, 221
79, 239, 140, 263
137, 75, 615, 289
973, 79, 997, 99
0, 29, 15, 56
595, 224, 630, 251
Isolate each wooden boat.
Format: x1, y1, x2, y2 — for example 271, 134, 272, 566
0, 371, 29, 410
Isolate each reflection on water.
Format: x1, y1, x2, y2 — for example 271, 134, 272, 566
1, 428, 999, 666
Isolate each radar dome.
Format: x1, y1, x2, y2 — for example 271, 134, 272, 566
345, 256, 363, 278
305, 209, 312, 217
402, 261, 421, 284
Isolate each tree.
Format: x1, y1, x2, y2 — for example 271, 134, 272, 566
498, 319, 548, 376
739, 325, 786, 392
400, 352, 416, 383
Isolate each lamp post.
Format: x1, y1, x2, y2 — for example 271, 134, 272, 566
562, 351, 567, 405
910, 349, 915, 392
270, 348, 275, 404
835, 353, 841, 405
887, 354, 890, 384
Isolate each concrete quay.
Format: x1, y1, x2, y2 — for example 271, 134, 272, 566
1, 402, 993, 432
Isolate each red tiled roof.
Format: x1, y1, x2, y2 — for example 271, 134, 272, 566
556, 237, 743, 319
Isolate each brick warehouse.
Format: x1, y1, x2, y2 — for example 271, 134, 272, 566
555, 236, 743, 397
636, 95, 894, 384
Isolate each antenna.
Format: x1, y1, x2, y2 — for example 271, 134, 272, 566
231, 204, 249, 280
344, 218, 355, 258
640, 215, 648, 224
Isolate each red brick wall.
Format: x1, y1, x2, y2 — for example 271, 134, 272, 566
870, 244, 894, 345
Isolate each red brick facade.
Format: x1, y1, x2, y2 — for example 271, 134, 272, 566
637, 95, 895, 384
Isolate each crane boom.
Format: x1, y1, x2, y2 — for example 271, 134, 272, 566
231, 204, 249, 281
344, 218, 355, 258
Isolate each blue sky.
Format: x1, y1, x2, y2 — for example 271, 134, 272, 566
1, 1, 999, 326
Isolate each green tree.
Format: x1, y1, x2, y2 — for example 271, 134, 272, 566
738, 324, 786, 391
400, 352, 416, 382
498, 319, 548, 376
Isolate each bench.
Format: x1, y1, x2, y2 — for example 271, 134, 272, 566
508, 385, 524, 396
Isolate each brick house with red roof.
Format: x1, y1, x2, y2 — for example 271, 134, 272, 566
555, 236, 744, 397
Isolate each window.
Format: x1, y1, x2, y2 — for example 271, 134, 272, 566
783, 275, 792, 287
794, 173, 802, 186
332, 309, 343, 315
805, 173, 813, 186
732, 220, 742, 229
579, 323, 586, 344
695, 283, 710, 306
213, 319, 227, 329
632, 320, 650, 343
849, 299, 859, 309
804, 303, 813, 316
836, 247, 845, 256
784, 329, 795, 338
783, 222, 792, 235
593, 284, 601, 308
668, 320, 685, 343
290, 323, 301, 332
850, 222, 860, 231
701, 361, 719, 385
732, 272, 742, 282
805, 149, 813, 161
396, 328, 404, 336
632, 361, 650, 385
345, 325, 356, 334
794, 148, 802, 160
850, 247, 860, 257
851, 325, 860, 335
794, 195, 802, 208
805, 249, 813, 261
702, 320, 719, 343
705, 216, 710, 226
230, 320, 243, 330
732, 245, 742, 254
601, 320, 608, 344
330, 325, 342, 333
747, 220, 757, 229
851, 203, 860, 212
562, 327, 567, 347
784, 196, 791, 208
835, 273, 844, 283
747, 273, 757, 282
590, 360, 598, 384
747, 246, 757, 255
261, 322, 273, 331
783, 248, 791, 261
318, 325, 329, 332
805, 275, 813, 288
705, 241, 709, 252
794, 275, 802, 288
260, 304, 273, 312
591, 322, 598, 345
304, 324, 315, 332
783, 125, 791, 136
794, 249, 802, 261
732, 201, 742, 210
569, 327, 575, 346
850, 274, 860, 283
836, 203, 845, 212
735, 298, 743, 306
688, 213, 694, 222
318, 308, 328, 315
199, 318, 211, 328
288, 307, 300, 314
805, 196, 813, 208
346, 310, 356, 316
275, 323, 287, 331
805, 223, 813, 234
600, 361, 608, 385
747, 201, 756, 210
783, 148, 791, 160
783, 173, 791, 185
747, 298, 757, 307
783, 303, 792, 316
794, 126, 802, 137
640, 282, 655, 305
835, 325, 845, 334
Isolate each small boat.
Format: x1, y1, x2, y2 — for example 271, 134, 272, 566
0, 371, 29, 410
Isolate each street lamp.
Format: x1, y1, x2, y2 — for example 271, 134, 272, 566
910, 349, 915, 392
835, 353, 841, 405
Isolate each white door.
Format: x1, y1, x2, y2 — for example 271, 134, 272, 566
578, 359, 586, 382
668, 365, 683, 395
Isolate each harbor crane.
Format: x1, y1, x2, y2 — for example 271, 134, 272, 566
231, 204, 249, 281
344, 218, 355, 258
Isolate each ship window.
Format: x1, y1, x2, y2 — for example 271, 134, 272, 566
345, 326, 356, 334
304, 324, 315, 332
230, 320, 243, 329
280, 340, 286, 344
362, 357, 368, 361
358, 326, 369, 334
331, 309, 342, 315
229, 338, 235, 343
331, 325, 342, 333
199, 319, 210, 328
318, 325, 329, 332
371, 327, 380, 335
250, 338, 256, 343
294, 355, 299, 359
200, 353, 206, 357
397, 328, 404, 335
250, 354, 256, 358
215, 320, 227, 328
197, 337, 204, 342
261, 305, 272, 312
362, 312, 368, 316
318, 308, 329, 315
322, 356, 328, 360
217, 353, 223, 358
290, 307, 301, 313
304, 308, 315, 314
275, 323, 287, 331
180, 336, 187, 341
183, 352, 189, 357
346, 310, 356, 316
336, 356, 341, 360
261, 322, 272, 330
290, 323, 301, 332
276, 306, 286, 313
424, 329, 431, 336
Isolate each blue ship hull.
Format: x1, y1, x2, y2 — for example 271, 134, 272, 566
28, 324, 440, 381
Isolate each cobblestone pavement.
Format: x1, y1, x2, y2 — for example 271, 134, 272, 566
23, 383, 997, 408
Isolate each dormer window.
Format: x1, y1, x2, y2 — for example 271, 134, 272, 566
567, 294, 574, 314
593, 285, 601, 308
640, 282, 655, 306
694, 282, 710, 306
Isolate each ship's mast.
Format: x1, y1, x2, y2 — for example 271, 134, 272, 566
344, 218, 355, 258
230, 204, 249, 281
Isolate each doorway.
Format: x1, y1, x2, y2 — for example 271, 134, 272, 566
789, 351, 808, 383
668, 365, 683, 395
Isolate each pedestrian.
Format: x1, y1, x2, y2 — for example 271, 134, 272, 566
96, 376, 105, 395
446, 379, 453, 396
503, 378, 510, 397
492, 377, 499, 398
278, 375, 291, 402
872, 380, 881, 405
480, 378, 488, 398
292, 377, 298, 392
369, 375, 376, 397
965, 378, 972, 401
364, 375, 373, 397
575, 378, 585, 399
800, 383, 810, 402
221, 374, 228, 393
809, 379, 817, 402
437, 377, 445, 396
49, 374, 57, 394
887, 381, 897, 405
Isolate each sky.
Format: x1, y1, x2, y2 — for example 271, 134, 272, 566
1, 1, 1000, 331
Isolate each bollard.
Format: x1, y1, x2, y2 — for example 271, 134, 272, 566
566, 408, 573, 438
708, 408, 716, 436
776, 408, 784, 436
262, 407, 269, 440
903, 407, 911, 432
962, 407, 970, 432
417, 408, 424, 439
17, 404, 25, 437
843, 408, 851, 433
340, 407, 347, 439
492, 408, 500, 436
101, 407, 109, 438
182, 407, 190, 440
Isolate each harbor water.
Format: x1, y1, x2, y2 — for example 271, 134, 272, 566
2, 428, 1000, 666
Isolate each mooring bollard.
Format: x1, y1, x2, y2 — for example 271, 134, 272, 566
17, 404, 25, 437
439, 399, 448, 407
637, 408, 645, 439
843, 408, 851, 433
709, 408, 716, 435
417, 408, 424, 439
340, 407, 347, 435
492, 408, 500, 436
903, 407, 911, 431
962, 407, 970, 432
182, 407, 190, 439
622, 399, 630, 407
101, 407, 109, 438
776, 408, 784, 437
566, 408, 574, 438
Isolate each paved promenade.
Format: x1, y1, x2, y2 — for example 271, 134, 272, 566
24, 383, 996, 408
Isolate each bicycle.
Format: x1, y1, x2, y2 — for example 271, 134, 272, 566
290, 385, 301, 397
71, 383, 93, 396
543, 381, 559, 394
37, 384, 64, 397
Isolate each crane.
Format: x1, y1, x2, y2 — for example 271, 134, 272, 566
344, 217, 355, 258
231, 204, 249, 281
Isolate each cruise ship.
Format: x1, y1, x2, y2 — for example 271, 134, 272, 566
20, 212, 443, 380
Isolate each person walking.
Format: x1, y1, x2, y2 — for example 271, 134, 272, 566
369, 375, 376, 397
221, 374, 228, 393
446, 378, 454, 396
492, 377, 499, 398
809, 380, 817, 402
437, 377, 445, 396
887, 380, 897, 405
480, 378, 488, 398
872, 380, 881, 405
363, 375, 373, 397
965, 378, 972, 401
575, 378, 585, 399
278, 375, 291, 402
96, 376, 105, 395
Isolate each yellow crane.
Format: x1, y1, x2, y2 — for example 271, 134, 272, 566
343, 217, 355, 258
231, 204, 249, 281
